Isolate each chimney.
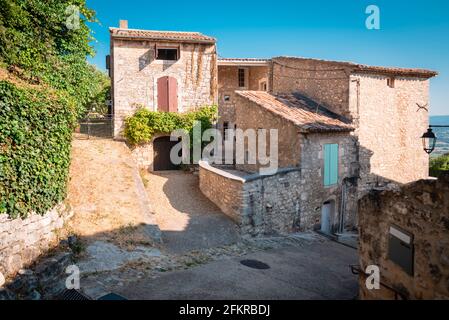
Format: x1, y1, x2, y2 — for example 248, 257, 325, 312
119, 20, 128, 29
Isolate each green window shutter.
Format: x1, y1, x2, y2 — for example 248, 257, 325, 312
324, 144, 339, 186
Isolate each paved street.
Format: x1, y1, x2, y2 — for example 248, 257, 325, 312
116, 240, 358, 300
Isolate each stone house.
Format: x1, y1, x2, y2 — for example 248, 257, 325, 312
109, 20, 217, 170
109, 21, 437, 235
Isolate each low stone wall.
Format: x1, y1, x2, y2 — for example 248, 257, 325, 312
241, 169, 302, 235
199, 161, 302, 235
199, 162, 244, 223
0, 204, 72, 279
358, 174, 449, 300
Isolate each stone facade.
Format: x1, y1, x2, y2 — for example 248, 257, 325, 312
349, 73, 430, 195
199, 161, 303, 235
358, 174, 449, 300
0, 204, 72, 279
270, 56, 434, 198
110, 33, 217, 138
218, 65, 268, 129
298, 133, 359, 230
270, 57, 352, 119
199, 126, 360, 234
233, 93, 301, 172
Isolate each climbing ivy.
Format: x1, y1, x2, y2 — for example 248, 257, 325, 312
124, 106, 218, 145
0, 81, 77, 218
0, 0, 108, 117
0, 0, 108, 218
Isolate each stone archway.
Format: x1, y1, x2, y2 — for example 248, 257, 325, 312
153, 136, 179, 171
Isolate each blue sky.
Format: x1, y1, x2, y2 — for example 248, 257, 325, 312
86, 0, 449, 115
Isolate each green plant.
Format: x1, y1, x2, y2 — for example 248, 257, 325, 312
124, 106, 218, 145
0, 0, 109, 117
430, 153, 449, 177
0, 81, 76, 218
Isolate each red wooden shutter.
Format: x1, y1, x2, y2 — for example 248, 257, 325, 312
157, 76, 169, 112
168, 77, 178, 112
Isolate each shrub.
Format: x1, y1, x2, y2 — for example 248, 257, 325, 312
0, 81, 77, 218
124, 106, 218, 145
430, 153, 449, 178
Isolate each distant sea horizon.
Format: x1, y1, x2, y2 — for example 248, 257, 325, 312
430, 115, 449, 157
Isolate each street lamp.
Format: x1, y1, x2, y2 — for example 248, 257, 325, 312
421, 128, 436, 154
421, 125, 449, 154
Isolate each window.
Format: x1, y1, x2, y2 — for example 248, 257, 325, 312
224, 95, 230, 102
324, 144, 338, 186
223, 121, 229, 139
238, 68, 246, 88
156, 48, 178, 61
387, 77, 395, 88
260, 81, 267, 91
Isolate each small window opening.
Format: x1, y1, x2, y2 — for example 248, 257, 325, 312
260, 81, 267, 91
387, 77, 395, 88
238, 68, 246, 88
224, 95, 231, 102
223, 121, 229, 139
157, 48, 178, 61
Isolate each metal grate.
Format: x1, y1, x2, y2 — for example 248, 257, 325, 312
57, 289, 92, 300
240, 259, 270, 270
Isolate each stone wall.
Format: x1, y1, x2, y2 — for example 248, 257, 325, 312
111, 39, 217, 138
358, 174, 449, 300
0, 204, 72, 279
269, 57, 431, 198
129, 133, 173, 171
199, 162, 244, 223
199, 156, 358, 235
299, 132, 359, 230
349, 74, 430, 195
241, 168, 302, 235
217, 65, 268, 129
199, 161, 303, 235
234, 94, 301, 173
269, 57, 352, 119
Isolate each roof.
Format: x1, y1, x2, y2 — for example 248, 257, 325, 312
218, 58, 269, 66
272, 56, 438, 78
110, 28, 216, 44
235, 91, 355, 133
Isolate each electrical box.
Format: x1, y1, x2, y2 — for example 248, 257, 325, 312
388, 225, 414, 276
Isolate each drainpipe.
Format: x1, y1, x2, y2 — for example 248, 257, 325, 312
338, 178, 347, 234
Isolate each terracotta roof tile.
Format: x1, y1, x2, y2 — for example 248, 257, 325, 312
272, 56, 438, 78
110, 28, 216, 43
235, 91, 354, 133
218, 58, 269, 62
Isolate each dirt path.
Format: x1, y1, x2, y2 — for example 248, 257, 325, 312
141, 171, 240, 253
64, 139, 161, 248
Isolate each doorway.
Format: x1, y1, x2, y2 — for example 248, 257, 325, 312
321, 200, 335, 234
153, 136, 179, 171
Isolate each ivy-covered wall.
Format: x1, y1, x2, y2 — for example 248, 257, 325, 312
0, 81, 76, 218
124, 106, 218, 145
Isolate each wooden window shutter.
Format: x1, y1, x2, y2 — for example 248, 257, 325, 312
157, 76, 177, 112
168, 77, 178, 112
157, 76, 169, 112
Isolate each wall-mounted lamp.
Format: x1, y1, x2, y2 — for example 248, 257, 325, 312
421, 125, 449, 154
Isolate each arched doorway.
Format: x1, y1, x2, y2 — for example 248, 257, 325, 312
321, 200, 336, 234
153, 136, 179, 171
